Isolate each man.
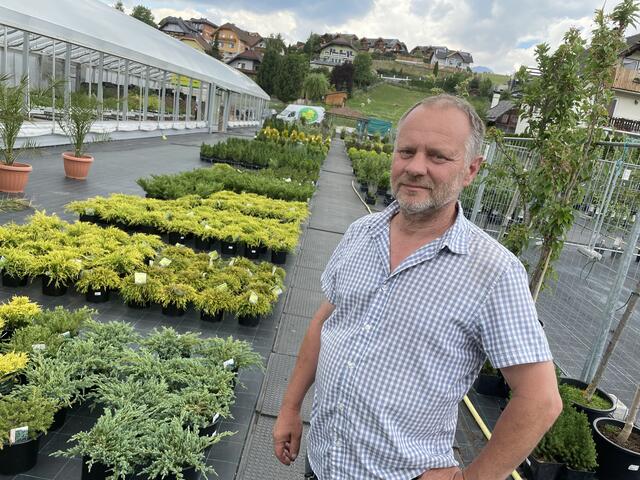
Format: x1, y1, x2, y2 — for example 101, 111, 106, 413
273, 94, 562, 480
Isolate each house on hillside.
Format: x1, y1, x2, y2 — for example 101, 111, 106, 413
214, 23, 263, 60
226, 50, 263, 76
158, 16, 216, 53
410, 45, 446, 59
316, 36, 359, 66
608, 33, 640, 133
486, 99, 519, 134
320, 33, 359, 45
360, 37, 408, 54
431, 47, 473, 68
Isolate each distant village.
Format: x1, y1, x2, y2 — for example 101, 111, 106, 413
157, 16, 474, 77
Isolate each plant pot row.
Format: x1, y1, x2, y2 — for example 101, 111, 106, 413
199, 155, 263, 171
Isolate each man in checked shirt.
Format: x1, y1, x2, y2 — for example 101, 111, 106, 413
273, 94, 562, 480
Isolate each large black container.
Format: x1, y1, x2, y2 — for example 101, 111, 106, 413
86, 288, 110, 303
271, 250, 288, 265
244, 245, 260, 259
564, 467, 596, 479
161, 303, 186, 317
0, 435, 41, 475
220, 241, 238, 255
2, 271, 28, 287
559, 378, 616, 425
593, 417, 640, 480
200, 310, 223, 323
51, 406, 69, 431
473, 373, 510, 398
194, 236, 212, 251
42, 277, 67, 296
168, 231, 189, 245
525, 456, 565, 480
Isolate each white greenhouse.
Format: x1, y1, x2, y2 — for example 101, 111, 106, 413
0, 0, 269, 144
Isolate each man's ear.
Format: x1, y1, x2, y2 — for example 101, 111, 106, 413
463, 156, 484, 187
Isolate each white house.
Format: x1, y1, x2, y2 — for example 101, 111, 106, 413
318, 36, 358, 65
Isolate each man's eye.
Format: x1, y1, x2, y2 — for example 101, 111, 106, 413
398, 150, 413, 158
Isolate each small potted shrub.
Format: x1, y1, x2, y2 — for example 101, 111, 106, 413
0, 296, 41, 336
0, 385, 57, 475
0, 249, 34, 286
6, 324, 67, 356
559, 378, 616, 426
153, 281, 196, 317
140, 327, 201, 360
120, 273, 161, 309
58, 92, 99, 180
193, 284, 235, 322
34, 250, 83, 296
76, 267, 122, 303
32, 306, 94, 337
0, 351, 28, 395
234, 288, 274, 327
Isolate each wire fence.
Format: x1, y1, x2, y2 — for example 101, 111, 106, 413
464, 136, 640, 414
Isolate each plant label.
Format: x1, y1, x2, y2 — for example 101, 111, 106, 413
175, 242, 184, 247
32, 343, 46, 352
0, 256, 6, 267
85, 208, 95, 216
212, 413, 220, 424
149, 260, 154, 267
623, 169, 632, 181
208, 251, 219, 260
629, 465, 639, 472
223, 359, 235, 369
9, 426, 28, 445
94, 291, 102, 296
134, 272, 147, 285
61, 331, 71, 338
159, 258, 172, 267
228, 258, 236, 266
272, 287, 283, 296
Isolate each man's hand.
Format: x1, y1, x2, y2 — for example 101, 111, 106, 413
273, 406, 303, 465
419, 466, 463, 479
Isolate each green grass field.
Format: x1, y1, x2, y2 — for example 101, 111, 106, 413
345, 83, 429, 125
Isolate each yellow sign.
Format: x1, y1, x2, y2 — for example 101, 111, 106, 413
170, 74, 201, 88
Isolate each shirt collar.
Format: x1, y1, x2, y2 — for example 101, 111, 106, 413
368, 201, 471, 255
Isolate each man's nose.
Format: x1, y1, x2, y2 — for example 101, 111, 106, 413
403, 151, 429, 177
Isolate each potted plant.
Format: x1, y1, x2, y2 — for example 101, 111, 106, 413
0, 385, 57, 475
58, 92, 99, 180
119, 272, 161, 309
6, 324, 67, 356
0, 249, 35, 286
152, 281, 196, 317
0, 351, 28, 395
592, 384, 640, 480
234, 288, 274, 327
473, 360, 509, 398
0, 75, 34, 193
193, 284, 235, 322
34, 250, 83, 296
0, 296, 41, 335
140, 327, 201, 360
53, 405, 154, 480
22, 355, 83, 431
33, 305, 94, 338
76, 267, 122, 303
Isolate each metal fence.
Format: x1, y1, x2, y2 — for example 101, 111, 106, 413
465, 136, 640, 414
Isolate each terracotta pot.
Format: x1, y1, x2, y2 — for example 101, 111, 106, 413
62, 152, 94, 180
0, 162, 32, 193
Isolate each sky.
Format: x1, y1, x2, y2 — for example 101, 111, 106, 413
107, 0, 640, 74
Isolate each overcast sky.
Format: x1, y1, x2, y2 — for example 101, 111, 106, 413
108, 0, 640, 74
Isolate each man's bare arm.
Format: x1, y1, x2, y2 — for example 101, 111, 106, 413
462, 360, 562, 480
273, 300, 335, 465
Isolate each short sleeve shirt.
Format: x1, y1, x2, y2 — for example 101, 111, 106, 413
307, 202, 552, 480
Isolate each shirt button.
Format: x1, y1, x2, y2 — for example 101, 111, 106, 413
381, 284, 388, 292
337, 403, 344, 412
347, 361, 355, 369
363, 324, 371, 332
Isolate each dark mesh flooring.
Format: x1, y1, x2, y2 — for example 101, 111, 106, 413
0, 133, 500, 480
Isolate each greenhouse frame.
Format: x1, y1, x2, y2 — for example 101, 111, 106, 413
0, 0, 269, 143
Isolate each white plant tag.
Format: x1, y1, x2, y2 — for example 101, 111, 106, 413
212, 413, 220, 424
215, 282, 228, 291
204, 224, 212, 230
249, 291, 259, 304
85, 208, 95, 216
94, 291, 102, 296
159, 257, 172, 267
9, 426, 28, 445
228, 258, 236, 266
623, 168, 632, 181
134, 272, 147, 285
223, 359, 235, 369
208, 251, 219, 260
32, 343, 46, 352
61, 331, 71, 338
629, 465, 639, 472
148, 260, 154, 267
272, 286, 283, 296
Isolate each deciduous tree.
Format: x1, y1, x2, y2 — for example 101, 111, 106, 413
131, 5, 156, 28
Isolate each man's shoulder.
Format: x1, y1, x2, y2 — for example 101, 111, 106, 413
464, 219, 524, 271
344, 211, 386, 237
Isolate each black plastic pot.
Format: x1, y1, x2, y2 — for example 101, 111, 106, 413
271, 250, 288, 265
200, 310, 223, 322
359, 183, 367, 193
199, 415, 223, 437
79, 213, 100, 223
0, 375, 19, 395
86, 288, 110, 303
245, 244, 260, 259
162, 303, 187, 317
593, 417, 640, 480
168, 231, 189, 245
526, 455, 565, 480
564, 467, 596, 479
51, 406, 69, 431
153, 466, 199, 480
0, 434, 41, 475
2, 271, 28, 287
42, 278, 68, 297
259, 244, 268, 254
134, 225, 156, 235
365, 193, 376, 205
126, 300, 150, 309
559, 378, 616, 425
220, 241, 238, 255
473, 373, 510, 398
194, 236, 212, 251
238, 314, 260, 327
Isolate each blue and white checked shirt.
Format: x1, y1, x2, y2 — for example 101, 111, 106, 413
308, 202, 552, 479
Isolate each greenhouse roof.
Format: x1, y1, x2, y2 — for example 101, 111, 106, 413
0, 0, 269, 99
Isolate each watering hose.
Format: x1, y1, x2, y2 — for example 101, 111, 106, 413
352, 180, 523, 480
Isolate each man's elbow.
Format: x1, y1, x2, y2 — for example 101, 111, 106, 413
542, 388, 563, 428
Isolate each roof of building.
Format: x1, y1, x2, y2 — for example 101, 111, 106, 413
227, 49, 263, 63
432, 47, 473, 63
486, 100, 516, 122
158, 16, 199, 35
181, 33, 211, 51
189, 17, 217, 28
321, 36, 358, 50
0, 0, 268, 99
361, 37, 407, 51
216, 23, 263, 47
